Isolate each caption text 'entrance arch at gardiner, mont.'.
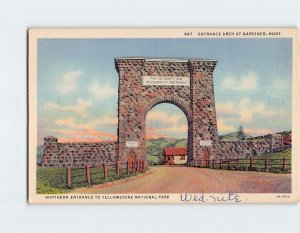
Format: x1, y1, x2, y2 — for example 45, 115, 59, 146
41, 57, 283, 168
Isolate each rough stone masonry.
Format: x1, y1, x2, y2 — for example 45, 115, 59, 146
115, 58, 219, 163
41, 136, 118, 168
41, 57, 284, 168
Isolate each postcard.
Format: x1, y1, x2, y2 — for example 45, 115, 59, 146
28, 28, 300, 203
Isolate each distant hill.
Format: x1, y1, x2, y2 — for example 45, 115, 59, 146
277, 130, 291, 136
218, 132, 253, 141
146, 138, 187, 164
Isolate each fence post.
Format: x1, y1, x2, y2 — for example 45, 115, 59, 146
212, 159, 215, 169
86, 164, 91, 184
103, 163, 108, 179
219, 159, 222, 169
132, 161, 135, 174
282, 156, 286, 172
228, 158, 231, 170
127, 160, 130, 175
116, 161, 120, 177
265, 157, 269, 171
67, 166, 71, 188
249, 157, 253, 170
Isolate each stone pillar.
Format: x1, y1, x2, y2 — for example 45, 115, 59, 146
115, 58, 145, 162
41, 136, 59, 167
188, 60, 219, 161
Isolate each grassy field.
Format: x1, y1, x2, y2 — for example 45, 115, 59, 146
36, 167, 69, 194
147, 155, 160, 164
36, 166, 146, 194
258, 148, 291, 160
212, 149, 292, 173
253, 148, 291, 173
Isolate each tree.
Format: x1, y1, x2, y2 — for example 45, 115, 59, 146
237, 125, 244, 134
237, 125, 244, 139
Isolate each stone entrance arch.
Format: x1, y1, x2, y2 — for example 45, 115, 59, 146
115, 57, 219, 164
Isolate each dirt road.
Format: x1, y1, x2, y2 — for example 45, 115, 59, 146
75, 166, 291, 194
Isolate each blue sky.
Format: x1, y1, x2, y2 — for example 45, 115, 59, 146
37, 38, 292, 144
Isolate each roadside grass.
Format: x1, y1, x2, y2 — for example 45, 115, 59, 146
147, 155, 160, 165
258, 148, 291, 160
36, 166, 147, 194
36, 167, 69, 194
214, 148, 291, 173
254, 148, 291, 173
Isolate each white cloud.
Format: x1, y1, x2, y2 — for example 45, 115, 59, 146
56, 117, 75, 127
44, 98, 92, 118
217, 119, 235, 133
239, 99, 274, 122
89, 81, 117, 100
45, 112, 118, 142
217, 98, 275, 122
91, 116, 118, 126
222, 72, 257, 91
55, 115, 117, 130
146, 110, 188, 133
147, 110, 182, 125
45, 114, 119, 142
57, 71, 82, 94
216, 101, 235, 114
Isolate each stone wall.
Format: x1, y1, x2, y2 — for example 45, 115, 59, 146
41, 136, 118, 168
217, 134, 283, 159
41, 134, 284, 167
218, 140, 271, 159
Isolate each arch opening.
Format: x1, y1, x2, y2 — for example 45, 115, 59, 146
145, 103, 190, 166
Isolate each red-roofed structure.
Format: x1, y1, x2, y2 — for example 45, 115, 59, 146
163, 147, 187, 165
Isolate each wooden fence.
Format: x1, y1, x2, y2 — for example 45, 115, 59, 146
192, 156, 291, 173
66, 159, 147, 188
